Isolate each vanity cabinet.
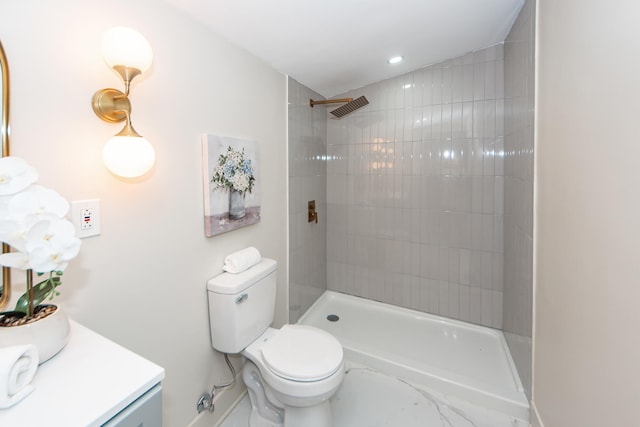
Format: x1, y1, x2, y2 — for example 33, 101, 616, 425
0, 320, 165, 426
103, 383, 162, 426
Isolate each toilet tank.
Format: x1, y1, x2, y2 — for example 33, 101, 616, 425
207, 258, 277, 353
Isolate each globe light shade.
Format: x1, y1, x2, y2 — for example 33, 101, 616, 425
103, 135, 155, 178
101, 27, 153, 73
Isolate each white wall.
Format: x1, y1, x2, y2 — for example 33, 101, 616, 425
0, 1, 287, 426
535, 0, 640, 425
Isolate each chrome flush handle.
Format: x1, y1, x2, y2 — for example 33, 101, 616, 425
236, 293, 248, 304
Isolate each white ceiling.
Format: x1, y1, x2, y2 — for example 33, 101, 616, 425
165, 0, 525, 97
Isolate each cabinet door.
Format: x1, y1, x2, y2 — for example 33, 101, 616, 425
103, 384, 162, 427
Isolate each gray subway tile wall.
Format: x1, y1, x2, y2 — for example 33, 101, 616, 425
503, 0, 535, 400
288, 78, 328, 323
326, 44, 506, 329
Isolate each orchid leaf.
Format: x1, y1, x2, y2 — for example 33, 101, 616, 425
14, 276, 61, 315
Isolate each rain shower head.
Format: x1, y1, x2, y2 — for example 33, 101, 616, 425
329, 96, 369, 118
309, 96, 369, 118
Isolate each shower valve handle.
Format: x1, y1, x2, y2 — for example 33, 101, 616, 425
308, 200, 318, 223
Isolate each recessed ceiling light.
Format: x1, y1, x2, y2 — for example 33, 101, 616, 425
388, 56, 403, 64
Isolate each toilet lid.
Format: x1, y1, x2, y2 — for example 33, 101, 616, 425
261, 325, 343, 382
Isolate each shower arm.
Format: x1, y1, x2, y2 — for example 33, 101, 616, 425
309, 98, 353, 107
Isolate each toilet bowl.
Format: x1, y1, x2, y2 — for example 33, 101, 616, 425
207, 258, 344, 427
242, 326, 344, 426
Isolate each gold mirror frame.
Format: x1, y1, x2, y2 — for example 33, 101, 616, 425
0, 40, 11, 310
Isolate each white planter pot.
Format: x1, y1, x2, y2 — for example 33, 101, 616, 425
0, 305, 70, 364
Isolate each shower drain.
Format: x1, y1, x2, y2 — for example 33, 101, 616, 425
326, 314, 340, 322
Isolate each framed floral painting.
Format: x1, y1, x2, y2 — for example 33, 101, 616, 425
202, 134, 260, 237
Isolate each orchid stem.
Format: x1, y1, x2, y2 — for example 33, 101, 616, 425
26, 269, 34, 317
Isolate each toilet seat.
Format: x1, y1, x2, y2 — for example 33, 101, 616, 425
260, 325, 343, 382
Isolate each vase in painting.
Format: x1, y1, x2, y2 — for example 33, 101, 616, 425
229, 189, 246, 220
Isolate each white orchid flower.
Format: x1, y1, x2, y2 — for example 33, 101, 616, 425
0, 251, 30, 269
0, 218, 81, 272
0, 157, 38, 196
24, 219, 81, 273
0, 186, 70, 253
0, 194, 12, 218
7, 185, 69, 220
0, 218, 30, 252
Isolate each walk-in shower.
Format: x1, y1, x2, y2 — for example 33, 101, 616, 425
288, 41, 533, 421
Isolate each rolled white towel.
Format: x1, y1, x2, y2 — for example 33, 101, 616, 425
0, 344, 38, 408
223, 247, 261, 274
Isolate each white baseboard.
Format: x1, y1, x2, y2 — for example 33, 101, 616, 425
187, 373, 246, 427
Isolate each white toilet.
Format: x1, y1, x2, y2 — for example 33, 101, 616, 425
207, 258, 344, 427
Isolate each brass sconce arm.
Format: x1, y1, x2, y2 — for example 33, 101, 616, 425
112, 65, 142, 96
92, 88, 132, 124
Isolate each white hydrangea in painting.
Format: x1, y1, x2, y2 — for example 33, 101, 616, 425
0, 156, 81, 318
211, 146, 255, 193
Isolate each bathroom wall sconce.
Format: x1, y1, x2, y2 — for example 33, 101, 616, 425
92, 27, 155, 178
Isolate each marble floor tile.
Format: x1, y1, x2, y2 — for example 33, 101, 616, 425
219, 361, 528, 427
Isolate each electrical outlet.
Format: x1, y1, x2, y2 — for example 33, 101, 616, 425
81, 208, 94, 230
71, 199, 101, 238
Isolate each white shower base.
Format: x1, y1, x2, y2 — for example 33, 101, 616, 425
298, 291, 529, 421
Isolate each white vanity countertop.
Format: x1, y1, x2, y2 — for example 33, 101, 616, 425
0, 320, 165, 427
